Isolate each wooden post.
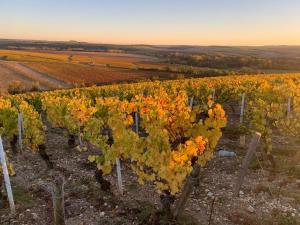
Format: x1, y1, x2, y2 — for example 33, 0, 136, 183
239, 93, 246, 147
189, 97, 194, 108
115, 158, 123, 195
239, 135, 246, 147
18, 113, 23, 151
0, 136, 15, 214
240, 93, 245, 124
135, 112, 139, 134
212, 89, 216, 102
52, 176, 66, 225
287, 97, 291, 118
234, 132, 261, 197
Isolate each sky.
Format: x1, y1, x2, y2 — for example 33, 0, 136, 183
1, 0, 300, 46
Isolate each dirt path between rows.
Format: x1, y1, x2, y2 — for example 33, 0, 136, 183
0, 60, 70, 90
0, 62, 34, 90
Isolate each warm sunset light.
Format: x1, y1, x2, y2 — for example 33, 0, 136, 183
1, 1, 300, 225
1, 0, 300, 45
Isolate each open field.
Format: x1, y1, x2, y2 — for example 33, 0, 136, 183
26, 62, 150, 84
0, 49, 173, 91
2, 39, 300, 58
0, 61, 34, 90
0, 60, 69, 90
0, 49, 157, 68
2, 46, 300, 92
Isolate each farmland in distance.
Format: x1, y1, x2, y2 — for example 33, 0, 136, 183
0, 49, 172, 92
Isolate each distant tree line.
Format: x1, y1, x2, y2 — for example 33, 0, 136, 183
162, 53, 300, 71
137, 64, 264, 77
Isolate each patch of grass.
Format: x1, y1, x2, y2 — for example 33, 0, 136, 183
13, 185, 33, 206
76, 176, 94, 186
134, 200, 201, 225
272, 147, 297, 157
135, 201, 157, 224
223, 125, 245, 138
229, 209, 300, 225
127, 183, 139, 191
286, 165, 300, 178
292, 151, 300, 164
292, 139, 300, 145
262, 209, 300, 225
217, 196, 226, 205
250, 158, 261, 170
221, 142, 239, 152
281, 190, 300, 205
177, 213, 202, 225
270, 145, 300, 178
252, 183, 271, 195
276, 159, 300, 178
228, 210, 258, 225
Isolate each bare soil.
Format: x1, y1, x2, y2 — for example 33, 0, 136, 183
0, 112, 299, 225
0, 60, 70, 91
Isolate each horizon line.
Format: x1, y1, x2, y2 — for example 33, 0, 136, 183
2, 37, 300, 48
